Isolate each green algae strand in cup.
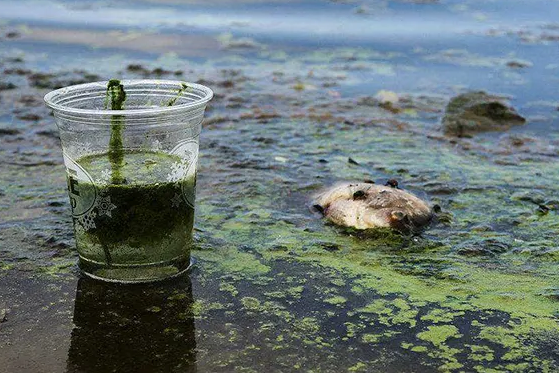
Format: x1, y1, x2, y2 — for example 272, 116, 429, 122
105, 79, 127, 185
44, 80, 213, 282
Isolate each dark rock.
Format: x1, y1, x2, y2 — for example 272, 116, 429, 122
422, 181, 458, 195
204, 115, 233, 126
151, 67, 171, 76
196, 78, 215, 86
511, 190, 546, 205
4, 68, 31, 76
269, 245, 289, 252
219, 80, 235, 88
455, 238, 510, 257
379, 101, 400, 114
226, 102, 243, 109
319, 242, 341, 252
0, 82, 16, 90
541, 33, 559, 42
29, 71, 101, 89
28, 72, 57, 88
538, 288, 559, 301
229, 158, 271, 170
126, 64, 148, 73
499, 134, 534, 147
16, 113, 41, 121
506, 60, 531, 69
252, 137, 275, 144
227, 95, 246, 103
5, 57, 24, 63
471, 224, 494, 232
0, 127, 20, 136
442, 91, 526, 137
391, 257, 453, 280
36, 129, 60, 139
348, 157, 359, 165
5, 31, 20, 39
17, 95, 42, 106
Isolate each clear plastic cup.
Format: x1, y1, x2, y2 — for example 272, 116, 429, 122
44, 80, 213, 283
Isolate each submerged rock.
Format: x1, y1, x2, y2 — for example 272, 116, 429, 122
313, 182, 433, 233
511, 190, 547, 205
454, 238, 511, 257
0, 82, 16, 90
538, 288, 559, 302
28, 70, 101, 89
442, 91, 526, 137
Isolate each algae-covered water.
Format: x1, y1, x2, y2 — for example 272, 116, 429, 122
74, 151, 195, 281
0, 1, 558, 372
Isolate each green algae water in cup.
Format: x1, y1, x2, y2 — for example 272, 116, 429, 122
44, 79, 213, 282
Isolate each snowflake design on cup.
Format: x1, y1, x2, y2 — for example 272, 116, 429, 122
97, 194, 117, 217
74, 190, 117, 230
69, 142, 95, 158
167, 161, 189, 182
95, 169, 112, 186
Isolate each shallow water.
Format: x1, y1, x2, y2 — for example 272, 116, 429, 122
0, 1, 558, 372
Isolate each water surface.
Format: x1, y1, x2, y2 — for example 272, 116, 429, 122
0, 0, 558, 372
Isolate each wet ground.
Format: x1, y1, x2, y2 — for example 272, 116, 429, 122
1, 0, 558, 372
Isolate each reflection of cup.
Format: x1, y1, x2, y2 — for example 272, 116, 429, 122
44, 80, 213, 282
67, 277, 197, 373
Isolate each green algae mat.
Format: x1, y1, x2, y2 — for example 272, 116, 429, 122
1, 0, 559, 371
2, 110, 557, 372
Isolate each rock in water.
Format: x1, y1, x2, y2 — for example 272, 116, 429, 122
442, 91, 525, 137
313, 182, 433, 233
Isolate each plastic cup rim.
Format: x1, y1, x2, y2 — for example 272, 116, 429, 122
43, 79, 214, 117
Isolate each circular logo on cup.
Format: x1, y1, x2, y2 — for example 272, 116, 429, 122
63, 152, 97, 217
170, 140, 198, 208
